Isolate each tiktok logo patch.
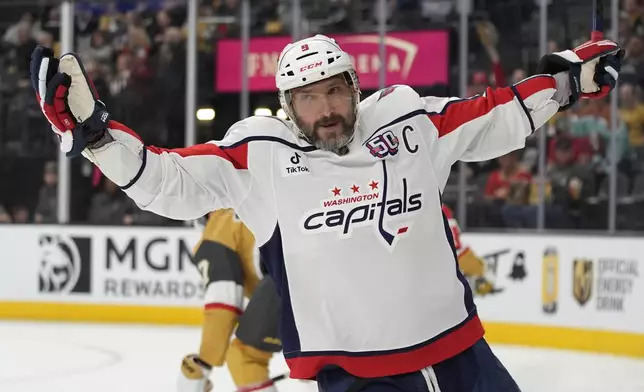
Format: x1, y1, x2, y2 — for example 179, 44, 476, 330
280, 149, 311, 177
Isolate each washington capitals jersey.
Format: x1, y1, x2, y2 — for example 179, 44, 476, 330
87, 75, 559, 379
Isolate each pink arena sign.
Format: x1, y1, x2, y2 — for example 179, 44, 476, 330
216, 30, 449, 92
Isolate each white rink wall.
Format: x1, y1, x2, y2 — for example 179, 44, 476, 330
0, 225, 642, 358
461, 233, 644, 357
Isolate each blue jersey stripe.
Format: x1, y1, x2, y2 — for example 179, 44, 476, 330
258, 223, 302, 353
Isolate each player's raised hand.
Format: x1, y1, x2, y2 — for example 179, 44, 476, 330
29, 45, 111, 157
536, 39, 624, 110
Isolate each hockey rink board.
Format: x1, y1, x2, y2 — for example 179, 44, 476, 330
0, 225, 642, 358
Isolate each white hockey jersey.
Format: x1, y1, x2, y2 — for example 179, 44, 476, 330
84, 75, 561, 379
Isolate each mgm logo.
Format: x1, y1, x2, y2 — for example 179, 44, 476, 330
573, 258, 594, 306
38, 234, 91, 294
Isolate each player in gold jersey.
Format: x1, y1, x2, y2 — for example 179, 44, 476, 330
177, 209, 281, 392
442, 204, 498, 296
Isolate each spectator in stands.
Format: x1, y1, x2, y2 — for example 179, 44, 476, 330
83, 30, 114, 65
621, 35, 644, 87
475, 21, 507, 88
109, 50, 158, 143
622, 0, 644, 37
484, 151, 533, 227
496, 137, 593, 229
152, 8, 173, 44
422, 0, 454, 22
212, 0, 240, 36
35, 30, 54, 51
509, 68, 527, 85
467, 71, 489, 96
485, 151, 532, 203
125, 11, 152, 59
252, 0, 284, 35
547, 127, 594, 169
34, 161, 59, 224
2, 12, 35, 46
11, 205, 30, 224
0, 205, 11, 223
37, 5, 61, 44
544, 137, 595, 227
619, 83, 644, 159
124, 199, 172, 226
109, 51, 133, 97
548, 39, 559, 54
569, 98, 630, 173
88, 178, 130, 225
98, 2, 128, 40
9, 20, 38, 79
390, 0, 425, 29
155, 26, 186, 147
83, 59, 112, 108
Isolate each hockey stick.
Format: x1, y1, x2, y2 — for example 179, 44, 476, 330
230, 372, 290, 392
591, 0, 604, 42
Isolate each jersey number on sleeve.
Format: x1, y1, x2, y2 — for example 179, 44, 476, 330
197, 259, 210, 285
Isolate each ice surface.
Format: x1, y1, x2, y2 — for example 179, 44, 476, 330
0, 321, 642, 392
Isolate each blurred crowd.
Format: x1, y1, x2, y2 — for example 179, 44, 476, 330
0, 0, 643, 232
439, 0, 644, 231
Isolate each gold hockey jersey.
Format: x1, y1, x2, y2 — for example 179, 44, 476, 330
193, 208, 261, 366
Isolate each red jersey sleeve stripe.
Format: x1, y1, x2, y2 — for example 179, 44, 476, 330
513, 75, 556, 100
108, 120, 143, 142
204, 303, 243, 315
146, 142, 249, 170
427, 89, 515, 138
428, 75, 555, 139
108, 121, 249, 169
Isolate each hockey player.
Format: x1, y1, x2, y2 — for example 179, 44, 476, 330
30, 35, 622, 391
178, 209, 281, 392
442, 204, 497, 296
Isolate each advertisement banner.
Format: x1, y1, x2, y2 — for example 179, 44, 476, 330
0, 226, 201, 307
460, 233, 644, 334
215, 30, 449, 92
1, 225, 642, 339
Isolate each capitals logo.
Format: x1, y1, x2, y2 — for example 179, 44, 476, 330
300, 176, 423, 250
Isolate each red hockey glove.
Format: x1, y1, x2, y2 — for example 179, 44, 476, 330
30, 46, 110, 157
536, 39, 624, 111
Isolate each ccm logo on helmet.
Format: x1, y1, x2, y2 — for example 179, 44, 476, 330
300, 61, 323, 72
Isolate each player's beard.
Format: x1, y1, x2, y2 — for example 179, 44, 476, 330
296, 112, 356, 155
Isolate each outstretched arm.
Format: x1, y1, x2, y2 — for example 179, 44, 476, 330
422, 38, 622, 190
83, 120, 255, 221
424, 74, 564, 189
30, 45, 266, 223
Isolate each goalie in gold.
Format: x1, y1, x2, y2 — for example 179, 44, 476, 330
177, 209, 282, 392
442, 204, 497, 296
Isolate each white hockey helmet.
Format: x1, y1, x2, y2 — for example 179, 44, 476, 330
275, 34, 360, 140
